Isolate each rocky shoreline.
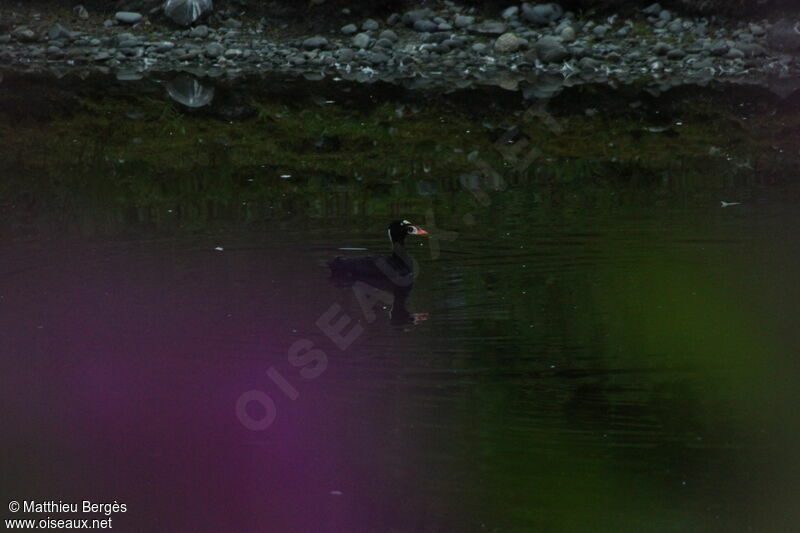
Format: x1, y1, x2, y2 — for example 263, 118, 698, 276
2, 2, 800, 94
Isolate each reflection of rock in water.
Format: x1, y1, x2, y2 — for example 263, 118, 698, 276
166, 76, 214, 108
523, 73, 564, 99
768, 75, 800, 100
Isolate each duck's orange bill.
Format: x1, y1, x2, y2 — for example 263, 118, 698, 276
411, 226, 428, 235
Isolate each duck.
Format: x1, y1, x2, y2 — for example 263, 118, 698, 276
327, 220, 428, 286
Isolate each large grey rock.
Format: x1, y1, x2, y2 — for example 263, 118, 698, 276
115, 12, 143, 24
522, 3, 564, 25
165, 0, 213, 27
533, 36, 568, 63
767, 20, 800, 52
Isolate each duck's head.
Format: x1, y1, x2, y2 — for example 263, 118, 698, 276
388, 219, 428, 245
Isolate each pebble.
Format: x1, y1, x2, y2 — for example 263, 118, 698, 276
205, 42, 224, 58
371, 52, 389, 64
495, 33, 521, 54
726, 48, 745, 59
413, 20, 438, 33
534, 36, 569, 63
341, 24, 357, 35
501, 6, 519, 20
402, 9, 432, 27
560, 26, 576, 42
48, 24, 73, 41
454, 15, 475, 28
115, 12, 143, 25
522, 3, 564, 25
643, 3, 662, 15
191, 25, 209, 38
12, 27, 37, 42
470, 21, 507, 35
578, 56, 601, 70
379, 29, 398, 42
362, 19, 379, 31
303, 36, 328, 50
352, 32, 370, 48
654, 42, 671, 55
667, 48, 686, 59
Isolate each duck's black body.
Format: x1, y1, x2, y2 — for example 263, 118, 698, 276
328, 252, 412, 281
327, 220, 427, 286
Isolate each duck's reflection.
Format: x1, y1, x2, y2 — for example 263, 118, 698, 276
389, 286, 428, 326
328, 277, 428, 327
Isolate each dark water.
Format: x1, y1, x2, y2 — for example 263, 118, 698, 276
2, 71, 800, 532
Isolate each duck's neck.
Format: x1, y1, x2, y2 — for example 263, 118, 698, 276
391, 241, 411, 265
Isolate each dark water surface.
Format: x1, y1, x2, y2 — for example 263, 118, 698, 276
2, 71, 800, 532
